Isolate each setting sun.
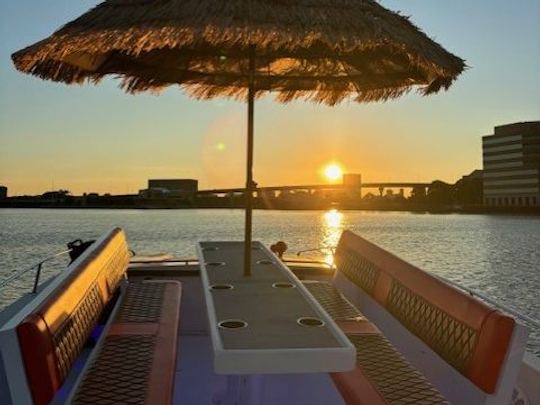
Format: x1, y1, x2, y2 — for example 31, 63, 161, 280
323, 164, 343, 182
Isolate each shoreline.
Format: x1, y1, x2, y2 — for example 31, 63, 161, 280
1, 204, 539, 216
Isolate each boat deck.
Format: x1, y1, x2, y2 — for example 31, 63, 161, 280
1, 247, 534, 405
128, 261, 346, 404
127, 259, 449, 404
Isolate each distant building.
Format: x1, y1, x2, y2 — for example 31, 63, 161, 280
460, 169, 483, 182
343, 173, 362, 199
0, 186, 7, 199
454, 170, 483, 205
258, 189, 277, 200
140, 179, 198, 198
483, 122, 540, 207
148, 179, 198, 192
342, 174, 362, 189
41, 190, 70, 203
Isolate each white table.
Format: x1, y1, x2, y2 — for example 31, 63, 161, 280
197, 241, 355, 404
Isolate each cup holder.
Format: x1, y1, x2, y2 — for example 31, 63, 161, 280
205, 261, 226, 267
256, 260, 273, 265
218, 319, 248, 329
297, 317, 325, 327
202, 246, 220, 251
210, 284, 234, 291
272, 282, 295, 289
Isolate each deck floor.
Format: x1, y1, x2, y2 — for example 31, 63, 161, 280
174, 335, 345, 405
130, 269, 345, 404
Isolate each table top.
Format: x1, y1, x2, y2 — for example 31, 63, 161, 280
197, 241, 355, 374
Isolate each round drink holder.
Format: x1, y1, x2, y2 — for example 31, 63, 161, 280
205, 261, 226, 267
218, 319, 248, 329
210, 284, 234, 291
256, 260, 273, 265
297, 317, 325, 327
272, 282, 295, 289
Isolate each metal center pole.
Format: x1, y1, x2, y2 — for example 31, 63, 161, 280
243, 46, 256, 277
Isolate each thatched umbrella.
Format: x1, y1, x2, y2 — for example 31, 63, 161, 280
12, 0, 464, 276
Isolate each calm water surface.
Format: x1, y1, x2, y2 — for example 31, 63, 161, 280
1, 208, 539, 353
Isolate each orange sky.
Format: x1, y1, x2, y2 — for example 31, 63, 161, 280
0, 99, 484, 195
1, 1, 539, 196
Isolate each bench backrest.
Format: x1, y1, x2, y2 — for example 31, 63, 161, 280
334, 230, 515, 394
15, 228, 129, 405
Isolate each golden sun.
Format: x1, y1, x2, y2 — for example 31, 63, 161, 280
324, 164, 343, 181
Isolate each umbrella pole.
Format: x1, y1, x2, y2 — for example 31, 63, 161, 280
243, 46, 256, 277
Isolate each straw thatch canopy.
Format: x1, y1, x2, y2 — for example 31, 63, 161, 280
12, 0, 465, 105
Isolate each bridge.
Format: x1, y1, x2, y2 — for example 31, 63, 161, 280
197, 182, 430, 195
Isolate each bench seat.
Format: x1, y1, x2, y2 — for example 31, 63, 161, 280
303, 280, 362, 321
0, 228, 183, 405
304, 281, 447, 404
71, 281, 181, 405
329, 230, 528, 405
334, 333, 447, 405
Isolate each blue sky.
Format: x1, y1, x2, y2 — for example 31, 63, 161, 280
0, 1, 539, 195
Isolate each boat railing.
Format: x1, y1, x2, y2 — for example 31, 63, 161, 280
296, 247, 336, 269
296, 247, 336, 256
129, 257, 335, 270
296, 245, 540, 329
129, 258, 200, 265
432, 274, 540, 329
284, 258, 333, 267
3, 247, 538, 330
0, 249, 73, 294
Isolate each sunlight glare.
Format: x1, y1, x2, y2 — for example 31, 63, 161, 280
322, 209, 343, 266
324, 164, 343, 182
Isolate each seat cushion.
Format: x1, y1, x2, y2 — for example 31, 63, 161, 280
332, 334, 448, 405
72, 281, 182, 405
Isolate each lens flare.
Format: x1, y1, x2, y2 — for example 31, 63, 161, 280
216, 142, 226, 151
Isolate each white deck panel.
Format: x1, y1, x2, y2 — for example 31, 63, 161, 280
197, 241, 355, 374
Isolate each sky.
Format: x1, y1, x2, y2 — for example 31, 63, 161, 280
0, 1, 539, 196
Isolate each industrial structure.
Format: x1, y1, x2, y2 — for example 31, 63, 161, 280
197, 180, 427, 197
139, 179, 198, 198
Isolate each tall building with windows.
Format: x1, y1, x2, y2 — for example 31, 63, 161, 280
482, 121, 540, 207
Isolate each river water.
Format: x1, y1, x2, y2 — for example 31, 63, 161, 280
0, 208, 538, 354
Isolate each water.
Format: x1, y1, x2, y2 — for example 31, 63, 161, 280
1, 208, 539, 354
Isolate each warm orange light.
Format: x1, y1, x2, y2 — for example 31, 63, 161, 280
324, 164, 343, 181
322, 209, 343, 266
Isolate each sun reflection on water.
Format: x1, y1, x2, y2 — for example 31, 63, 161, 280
322, 209, 344, 266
